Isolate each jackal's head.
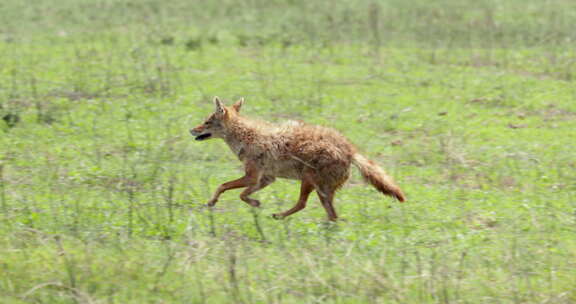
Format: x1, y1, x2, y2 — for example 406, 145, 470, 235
190, 96, 244, 141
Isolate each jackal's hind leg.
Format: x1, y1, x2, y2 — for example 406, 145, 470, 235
317, 188, 338, 221
272, 174, 314, 219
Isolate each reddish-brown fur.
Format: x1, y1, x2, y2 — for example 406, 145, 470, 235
190, 97, 405, 221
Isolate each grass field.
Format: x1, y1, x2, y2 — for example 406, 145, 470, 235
1, 0, 575, 303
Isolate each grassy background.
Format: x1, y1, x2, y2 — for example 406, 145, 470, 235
1, 0, 575, 303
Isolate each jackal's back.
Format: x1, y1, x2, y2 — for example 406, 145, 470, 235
266, 122, 356, 187
282, 122, 355, 165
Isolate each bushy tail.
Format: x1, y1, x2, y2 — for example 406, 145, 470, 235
352, 154, 406, 202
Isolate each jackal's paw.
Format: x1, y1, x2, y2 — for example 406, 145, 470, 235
271, 213, 285, 220
247, 199, 261, 207
206, 199, 217, 207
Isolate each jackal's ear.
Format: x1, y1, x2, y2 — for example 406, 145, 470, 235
213, 96, 226, 116
232, 98, 244, 113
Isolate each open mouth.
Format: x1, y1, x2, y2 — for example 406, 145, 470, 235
195, 133, 212, 141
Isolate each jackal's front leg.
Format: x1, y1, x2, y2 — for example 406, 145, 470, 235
206, 161, 264, 207
238, 175, 275, 207
206, 175, 254, 207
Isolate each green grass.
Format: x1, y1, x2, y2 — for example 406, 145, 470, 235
1, 0, 576, 303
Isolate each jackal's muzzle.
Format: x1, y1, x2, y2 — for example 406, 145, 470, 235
190, 128, 212, 141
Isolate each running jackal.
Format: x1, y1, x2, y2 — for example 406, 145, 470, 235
190, 97, 405, 221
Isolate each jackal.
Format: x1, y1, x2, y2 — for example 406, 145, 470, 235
190, 97, 405, 221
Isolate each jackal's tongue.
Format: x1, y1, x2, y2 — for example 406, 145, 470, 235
195, 133, 212, 141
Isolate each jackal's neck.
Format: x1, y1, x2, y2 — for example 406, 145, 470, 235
222, 116, 270, 155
